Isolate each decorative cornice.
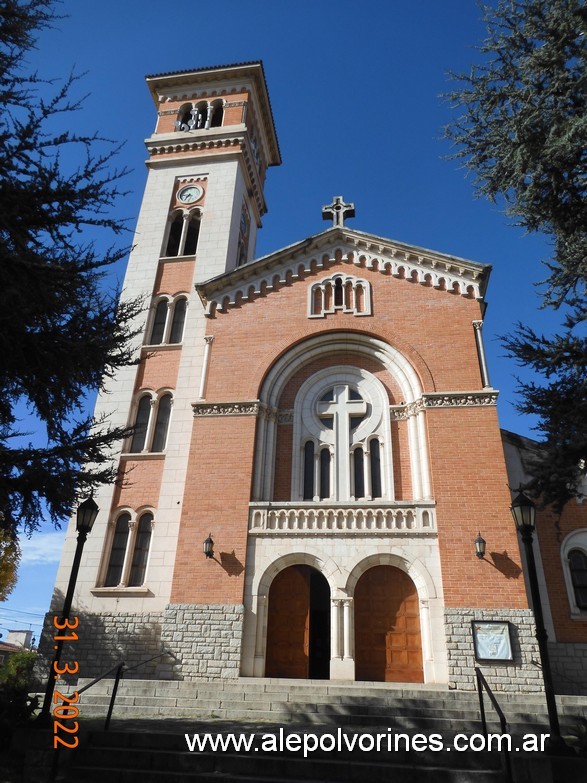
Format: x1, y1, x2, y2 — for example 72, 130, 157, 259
147, 130, 266, 219
194, 393, 498, 421
423, 391, 499, 408
390, 391, 498, 419
197, 232, 489, 317
192, 400, 265, 417
148, 136, 242, 156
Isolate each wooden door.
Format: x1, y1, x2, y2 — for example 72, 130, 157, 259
354, 565, 423, 683
265, 566, 310, 678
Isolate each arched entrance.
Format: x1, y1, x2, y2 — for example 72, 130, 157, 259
354, 565, 423, 683
265, 565, 330, 679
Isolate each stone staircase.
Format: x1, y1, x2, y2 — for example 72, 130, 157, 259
52, 678, 587, 782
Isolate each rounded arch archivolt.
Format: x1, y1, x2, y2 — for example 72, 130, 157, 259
256, 329, 434, 404
254, 550, 340, 599
252, 330, 434, 502
344, 551, 436, 602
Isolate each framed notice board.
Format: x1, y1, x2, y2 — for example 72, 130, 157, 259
471, 620, 513, 662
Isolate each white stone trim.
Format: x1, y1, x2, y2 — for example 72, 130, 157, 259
290, 367, 393, 502
249, 501, 436, 535
255, 333, 431, 503
124, 388, 175, 454
143, 292, 190, 347
97, 507, 156, 590
241, 539, 446, 684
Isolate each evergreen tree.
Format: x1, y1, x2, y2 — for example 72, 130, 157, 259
0, 525, 19, 600
0, 0, 141, 537
446, 0, 587, 510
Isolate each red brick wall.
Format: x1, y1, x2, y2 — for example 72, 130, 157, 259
426, 405, 528, 608
135, 349, 180, 392
112, 458, 165, 511
204, 263, 480, 401
536, 503, 587, 642
154, 260, 195, 296
170, 414, 256, 604
169, 259, 527, 609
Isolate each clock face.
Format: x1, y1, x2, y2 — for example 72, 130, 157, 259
177, 185, 202, 204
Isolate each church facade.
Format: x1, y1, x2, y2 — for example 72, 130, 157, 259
44, 62, 586, 694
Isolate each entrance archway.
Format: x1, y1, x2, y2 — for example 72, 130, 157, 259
354, 565, 423, 682
265, 565, 330, 679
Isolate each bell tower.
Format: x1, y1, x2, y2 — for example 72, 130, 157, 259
144, 62, 281, 280
47, 64, 281, 667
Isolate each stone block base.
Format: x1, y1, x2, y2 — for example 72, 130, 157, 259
36, 603, 245, 684
549, 642, 587, 696
35, 609, 166, 685
444, 607, 543, 692
161, 603, 244, 680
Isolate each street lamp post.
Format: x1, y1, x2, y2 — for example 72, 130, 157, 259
510, 491, 568, 753
37, 496, 99, 723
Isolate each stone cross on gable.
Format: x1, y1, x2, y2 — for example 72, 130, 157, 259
322, 196, 356, 228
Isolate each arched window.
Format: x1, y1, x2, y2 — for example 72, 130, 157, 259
569, 549, 587, 610
175, 104, 194, 132
194, 101, 208, 128
210, 100, 224, 127
103, 510, 154, 589
165, 212, 183, 256
130, 395, 151, 453
149, 300, 168, 345
319, 448, 331, 499
163, 211, 201, 257
127, 391, 173, 454
169, 298, 187, 343
303, 441, 314, 500
292, 369, 392, 502
129, 512, 153, 587
147, 295, 187, 346
561, 530, 587, 616
104, 513, 131, 587
183, 215, 200, 255
308, 273, 372, 318
151, 393, 172, 452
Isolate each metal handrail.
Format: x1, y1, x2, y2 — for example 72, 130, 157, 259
49, 648, 178, 780
475, 666, 513, 783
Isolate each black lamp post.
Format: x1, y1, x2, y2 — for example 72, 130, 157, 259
510, 491, 568, 753
38, 496, 99, 723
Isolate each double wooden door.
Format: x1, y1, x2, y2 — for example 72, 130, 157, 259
354, 565, 423, 683
265, 565, 330, 679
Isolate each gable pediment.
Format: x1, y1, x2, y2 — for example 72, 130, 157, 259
196, 226, 491, 316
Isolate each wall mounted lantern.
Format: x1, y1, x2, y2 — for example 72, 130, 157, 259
474, 532, 486, 559
203, 533, 214, 559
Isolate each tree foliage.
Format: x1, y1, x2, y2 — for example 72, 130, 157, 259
0, 524, 20, 600
446, 0, 587, 510
0, 0, 142, 537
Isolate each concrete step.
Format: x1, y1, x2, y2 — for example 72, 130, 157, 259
72, 678, 587, 733
47, 679, 587, 783
58, 725, 507, 783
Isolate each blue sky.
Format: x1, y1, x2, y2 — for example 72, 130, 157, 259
1, 0, 567, 640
